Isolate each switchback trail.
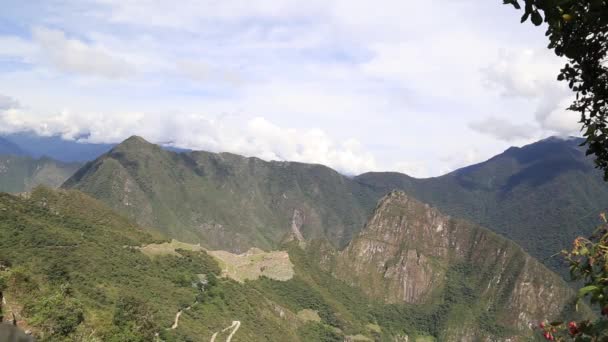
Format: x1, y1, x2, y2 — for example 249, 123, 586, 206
210, 321, 241, 342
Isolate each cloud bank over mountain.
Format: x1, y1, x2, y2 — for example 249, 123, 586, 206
0, 0, 580, 176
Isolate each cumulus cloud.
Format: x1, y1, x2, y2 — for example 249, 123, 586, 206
32, 27, 135, 78
535, 96, 580, 136
0, 105, 376, 175
468, 116, 537, 142
482, 48, 581, 136
482, 49, 561, 98
0, 95, 19, 110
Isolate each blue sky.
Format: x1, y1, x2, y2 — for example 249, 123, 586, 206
0, 0, 579, 176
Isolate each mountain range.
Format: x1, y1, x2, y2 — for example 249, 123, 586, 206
0, 133, 604, 340
61, 135, 608, 277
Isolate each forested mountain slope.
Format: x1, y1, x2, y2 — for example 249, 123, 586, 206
63, 136, 377, 252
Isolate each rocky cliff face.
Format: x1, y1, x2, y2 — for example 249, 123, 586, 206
333, 191, 582, 340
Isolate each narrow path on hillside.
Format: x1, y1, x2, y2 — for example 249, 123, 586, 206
210, 321, 241, 342
170, 306, 192, 330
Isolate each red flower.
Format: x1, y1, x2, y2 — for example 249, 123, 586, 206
568, 321, 579, 336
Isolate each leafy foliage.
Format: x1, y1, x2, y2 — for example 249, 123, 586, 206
534, 214, 608, 340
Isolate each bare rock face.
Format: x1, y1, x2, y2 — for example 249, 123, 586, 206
335, 191, 579, 339
291, 209, 305, 242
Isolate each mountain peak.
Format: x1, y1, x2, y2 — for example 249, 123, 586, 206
376, 189, 419, 208
122, 135, 152, 146
112, 135, 158, 153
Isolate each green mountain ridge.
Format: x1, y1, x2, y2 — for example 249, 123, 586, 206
63, 135, 378, 252
62, 135, 608, 280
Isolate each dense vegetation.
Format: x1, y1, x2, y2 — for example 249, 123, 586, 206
0, 187, 223, 340
0, 187, 432, 341
0, 186, 570, 340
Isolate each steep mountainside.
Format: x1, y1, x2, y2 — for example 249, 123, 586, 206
0, 155, 81, 193
320, 191, 584, 340
0, 187, 583, 341
62, 136, 377, 252
356, 137, 608, 275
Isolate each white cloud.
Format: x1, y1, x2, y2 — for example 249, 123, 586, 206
0, 95, 19, 110
0, 105, 376, 175
32, 27, 135, 79
482, 49, 561, 98
535, 96, 580, 136
468, 117, 537, 142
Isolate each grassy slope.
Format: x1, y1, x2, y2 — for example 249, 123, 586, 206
0, 155, 81, 193
63, 136, 377, 252
356, 138, 608, 276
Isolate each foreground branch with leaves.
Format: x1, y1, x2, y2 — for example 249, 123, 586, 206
536, 214, 608, 340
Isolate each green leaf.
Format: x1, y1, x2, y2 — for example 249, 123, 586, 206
578, 285, 600, 298
503, 0, 522, 9
531, 10, 543, 25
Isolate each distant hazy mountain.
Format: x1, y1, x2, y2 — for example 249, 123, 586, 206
2, 132, 191, 163
0, 155, 81, 193
0, 137, 26, 156
356, 137, 608, 275
3, 133, 115, 162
